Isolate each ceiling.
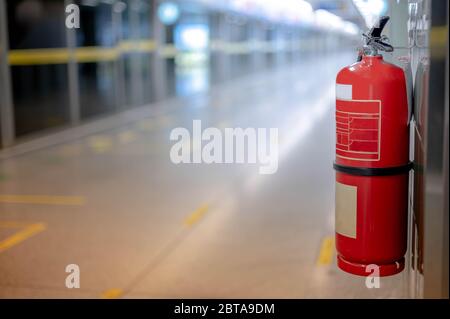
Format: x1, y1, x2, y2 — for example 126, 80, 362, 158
308, 0, 366, 27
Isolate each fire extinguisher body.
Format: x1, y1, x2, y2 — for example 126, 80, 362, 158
334, 55, 410, 276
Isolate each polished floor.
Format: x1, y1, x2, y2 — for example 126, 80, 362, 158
0, 52, 409, 298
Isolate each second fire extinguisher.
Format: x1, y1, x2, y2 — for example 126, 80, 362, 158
334, 16, 412, 276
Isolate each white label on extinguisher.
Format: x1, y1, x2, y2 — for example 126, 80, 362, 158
335, 182, 357, 239
336, 84, 352, 100
336, 99, 382, 161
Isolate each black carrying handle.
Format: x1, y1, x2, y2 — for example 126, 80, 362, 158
362, 16, 394, 54
368, 16, 390, 38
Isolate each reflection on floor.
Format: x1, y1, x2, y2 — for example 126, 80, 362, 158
0, 52, 408, 298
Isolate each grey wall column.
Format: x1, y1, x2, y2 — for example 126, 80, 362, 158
113, 1, 126, 111
65, 0, 81, 125
0, 0, 14, 147
423, 0, 449, 299
250, 20, 264, 72
274, 28, 284, 66
129, 0, 144, 106
278, 25, 288, 65
288, 28, 295, 60
152, 0, 167, 101
293, 29, 301, 62
217, 13, 231, 81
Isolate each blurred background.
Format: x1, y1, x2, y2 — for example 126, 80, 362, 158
0, 0, 448, 298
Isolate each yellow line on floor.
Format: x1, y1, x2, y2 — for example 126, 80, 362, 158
316, 236, 335, 266
118, 130, 137, 144
8, 40, 157, 65
136, 119, 156, 131
157, 115, 174, 127
0, 221, 37, 228
88, 135, 113, 154
184, 204, 209, 227
101, 288, 124, 299
0, 195, 86, 206
59, 143, 84, 157
0, 223, 46, 254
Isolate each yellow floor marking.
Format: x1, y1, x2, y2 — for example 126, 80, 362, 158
136, 119, 156, 131
8, 40, 157, 65
101, 288, 123, 299
59, 144, 83, 157
118, 130, 137, 144
158, 115, 173, 127
88, 135, 113, 153
0, 221, 37, 228
0, 223, 46, 254
184, 204, 209, 227
316, 236, 335, 266
0, 195, 86, 206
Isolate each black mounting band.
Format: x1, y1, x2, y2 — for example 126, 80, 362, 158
333, 161, 413, 177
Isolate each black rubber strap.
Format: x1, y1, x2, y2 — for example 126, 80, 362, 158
333, 161, 413, 176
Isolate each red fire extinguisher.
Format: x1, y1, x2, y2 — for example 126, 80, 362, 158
334, 16, 412, 276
